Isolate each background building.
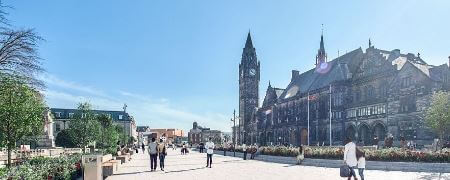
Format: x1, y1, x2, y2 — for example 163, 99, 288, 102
50, 108, 138, 144
238, 33, 450, 147
137, 126, 151, 145
188, 122, 224, 145
149, 128, 184, 144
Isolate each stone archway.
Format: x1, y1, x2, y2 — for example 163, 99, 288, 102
358, 124, 371, 146
290, 129, 296, 146
346, 125, 356, 141
373, 123, 386, 141
300, 128, 308, 145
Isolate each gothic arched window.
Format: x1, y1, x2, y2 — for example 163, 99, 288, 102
354, 89, 361, 102
379, 83, 388, 97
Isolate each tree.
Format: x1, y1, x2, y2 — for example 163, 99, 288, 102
0, 75, 45, 167
96, 114, 122, 152
425, 91, 450, 143
55, 129, 76, 148
97, 114, 112, 148
0, 1, 44, 89
67, 102, 100, 151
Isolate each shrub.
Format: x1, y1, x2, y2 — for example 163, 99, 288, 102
0, 168, 6, 178
1, 154, 82, 180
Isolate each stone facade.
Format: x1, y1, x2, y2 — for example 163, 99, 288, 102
188, 122, 224, 145
238, 33, 450, 147
50, 108, 138, 145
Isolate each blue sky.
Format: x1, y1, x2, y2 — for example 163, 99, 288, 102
6, 0, 450, 133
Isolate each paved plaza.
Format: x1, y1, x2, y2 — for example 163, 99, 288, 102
106, 149, 449, 180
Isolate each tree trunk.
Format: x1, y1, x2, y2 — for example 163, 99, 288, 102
439, 133, 444, 150
7, 147, 11, 168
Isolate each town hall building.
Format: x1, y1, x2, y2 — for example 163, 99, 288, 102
236, 32, 450, 147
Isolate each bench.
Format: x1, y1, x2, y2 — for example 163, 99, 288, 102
102, 154, 120, 177
115, 151, 129, 164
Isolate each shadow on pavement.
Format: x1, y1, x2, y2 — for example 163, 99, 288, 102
110, 170, 151, 176
418, 173, 450, 180
165, 167, 206, 174
282, 164, 299, 167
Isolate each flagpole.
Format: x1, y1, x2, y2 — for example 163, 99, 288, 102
307, 91, 310, 146
329, 84, 332, 146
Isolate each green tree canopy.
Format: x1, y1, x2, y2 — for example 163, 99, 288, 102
0, 75, 45, 167
96, 114, 121, 150
425, 91, 450, 140
67, 102, 101, 149
55, 129, 76, 148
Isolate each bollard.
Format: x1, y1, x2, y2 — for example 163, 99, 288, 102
83, 155, 103, 180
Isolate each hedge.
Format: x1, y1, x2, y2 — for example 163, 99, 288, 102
215, 145, 450, 163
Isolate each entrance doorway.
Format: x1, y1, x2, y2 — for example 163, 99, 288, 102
300, 128, 308, 145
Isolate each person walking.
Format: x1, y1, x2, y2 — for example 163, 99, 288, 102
242, 144, 247, 160
296, 145, 304, 165
356, 148, 366, 180
157, 139, 167, 171
223, 143, 227, 156
344, 137, 358, 180
205, 137, 215, 168
141, 143, 145, 153
250, 144, 257, 159
181, 143, 186, 155
148, 138, 158, 171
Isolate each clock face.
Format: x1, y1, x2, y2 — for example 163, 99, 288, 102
249, 68, 256, 76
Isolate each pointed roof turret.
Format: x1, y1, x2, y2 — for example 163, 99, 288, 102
315, 29, 327, 65
319, 34, 325, 54
245, 31, 253, 49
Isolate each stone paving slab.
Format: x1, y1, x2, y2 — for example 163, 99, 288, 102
105, 149, 450, 180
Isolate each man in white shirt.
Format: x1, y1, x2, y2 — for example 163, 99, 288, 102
344, 137, 358, 180
242, 144, 247, 160
205, 137, 215, 168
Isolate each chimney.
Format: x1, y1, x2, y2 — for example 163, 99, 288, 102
448, 56, 450, 68
392, 49, 401, 58
292, 70, 299, 81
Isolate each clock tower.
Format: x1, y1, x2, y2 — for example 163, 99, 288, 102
239, 32, 260, 145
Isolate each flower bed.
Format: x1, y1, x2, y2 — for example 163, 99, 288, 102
0, 154, 82, 180
215, 145, 450, 163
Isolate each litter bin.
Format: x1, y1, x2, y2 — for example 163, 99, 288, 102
83, 155, 102, 180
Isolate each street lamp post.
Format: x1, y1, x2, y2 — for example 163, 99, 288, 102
232, 110, 237, 157
231, 118, 235, 157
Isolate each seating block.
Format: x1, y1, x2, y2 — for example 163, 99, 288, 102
116, 156, 127, 164
102, 163, 115, 177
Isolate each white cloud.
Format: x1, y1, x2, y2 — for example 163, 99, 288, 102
40, 74, 106, 97
43, 74, 230, 133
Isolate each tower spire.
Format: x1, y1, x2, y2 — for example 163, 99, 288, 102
369, 38, 372, 48
320, 24, 325, 53
245, 31, 253, 49
316, 26, 327, 66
